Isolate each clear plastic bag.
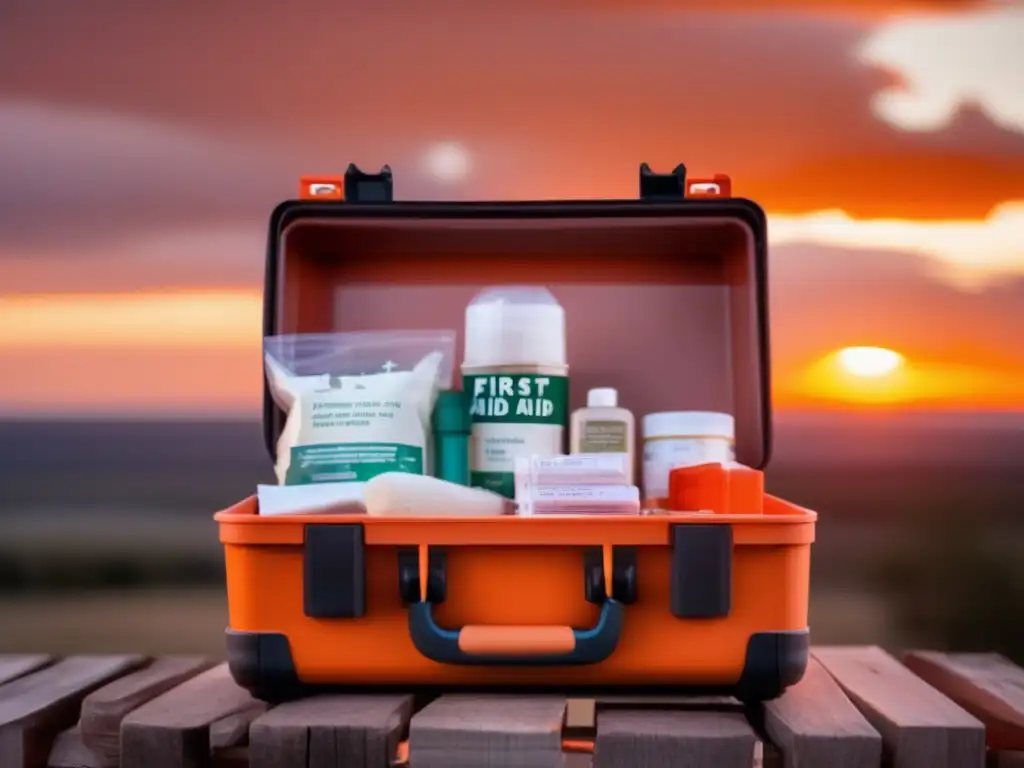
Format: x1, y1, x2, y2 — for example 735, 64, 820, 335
263, 330, 457, 386
263, 330, 457, 487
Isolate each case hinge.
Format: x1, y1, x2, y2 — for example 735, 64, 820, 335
298, 176, 344, 201
687, 174, 733, 198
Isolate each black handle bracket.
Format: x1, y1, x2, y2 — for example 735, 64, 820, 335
639, 162, 688, 200
344, 163, 394, 203
584, 546, 638, 605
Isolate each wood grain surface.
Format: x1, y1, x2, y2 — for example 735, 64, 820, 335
0, 655, 144, 768
249, 693, 415, 768
120, 663, 266, 768
0, 657, 53, 688
79, 656, 216, 765
903, 651, 1024, 751
47, 727, 106, 768
594, 709, 760, 768
409, 694, 567, 768
762, 657, 882, 768
0, 646, 1017, 767
814, 645, 987, 768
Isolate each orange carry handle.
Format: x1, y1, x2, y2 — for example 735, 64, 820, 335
409, 599, 623, 665
458, 625, 577, 656
405, 544, 626, 665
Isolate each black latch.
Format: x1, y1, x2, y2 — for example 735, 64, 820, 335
639, 163, 687, 201
303, 524, 366, 619
670, 524, 732, 619
344, 163, 394, 203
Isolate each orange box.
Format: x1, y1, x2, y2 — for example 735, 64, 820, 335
215, 162, 816, 703
669, 463, 765, 514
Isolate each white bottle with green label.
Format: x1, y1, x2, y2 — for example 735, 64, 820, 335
462, 286, 569, 498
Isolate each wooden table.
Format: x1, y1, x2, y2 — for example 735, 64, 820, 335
2, 646, 1024, 767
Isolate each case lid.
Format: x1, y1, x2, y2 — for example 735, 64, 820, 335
265, 162, 772, 468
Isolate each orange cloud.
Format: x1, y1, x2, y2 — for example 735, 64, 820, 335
1, 0, 1022, 238
770, 202, 1024, 289
0, 293, 263, 415
0, 291, 260, 350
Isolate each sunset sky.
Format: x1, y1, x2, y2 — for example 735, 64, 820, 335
0, 0, 1021, 416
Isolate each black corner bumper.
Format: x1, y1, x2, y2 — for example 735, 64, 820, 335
225, 629, 303, 703
733, 628, 809, 701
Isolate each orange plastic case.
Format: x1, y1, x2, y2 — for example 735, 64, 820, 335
215, 162, 816, 703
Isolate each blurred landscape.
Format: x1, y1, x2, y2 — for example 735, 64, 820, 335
2, 410, 1021, 659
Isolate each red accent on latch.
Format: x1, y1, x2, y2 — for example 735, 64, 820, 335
299, 176, 344, 201
686, 174, 732, 198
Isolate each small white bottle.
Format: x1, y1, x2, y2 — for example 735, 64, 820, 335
569, 388, 636, 485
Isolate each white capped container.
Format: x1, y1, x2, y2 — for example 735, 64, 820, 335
462, 286, 569, 499
569, 387, 636, 484
641, 411, 735, 501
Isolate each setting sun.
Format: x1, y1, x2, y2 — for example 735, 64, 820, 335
837, 346, 905, 378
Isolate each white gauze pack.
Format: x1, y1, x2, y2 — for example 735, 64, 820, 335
263, 331, 456, 487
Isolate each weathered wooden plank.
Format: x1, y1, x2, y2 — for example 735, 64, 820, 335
47, 727, 106, 768
409, 694, 566, 768
249, 693, 414, 768
814, 645, 986, 768
79, 656, 215, 766
565, 694, 742, 741
120, 663, 267, 768
760, 742, 783, 768
0, 655, 144, 768
904, 651, 1024, 751
596, 694, 742, 713
211, 745, 249, 768
761, 657, 882, 768
594, 709, 760, 768
0, 656, 53, 688
564, 754, 593, 768
210, 704, 264, 749
989, 750, 1024, 767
